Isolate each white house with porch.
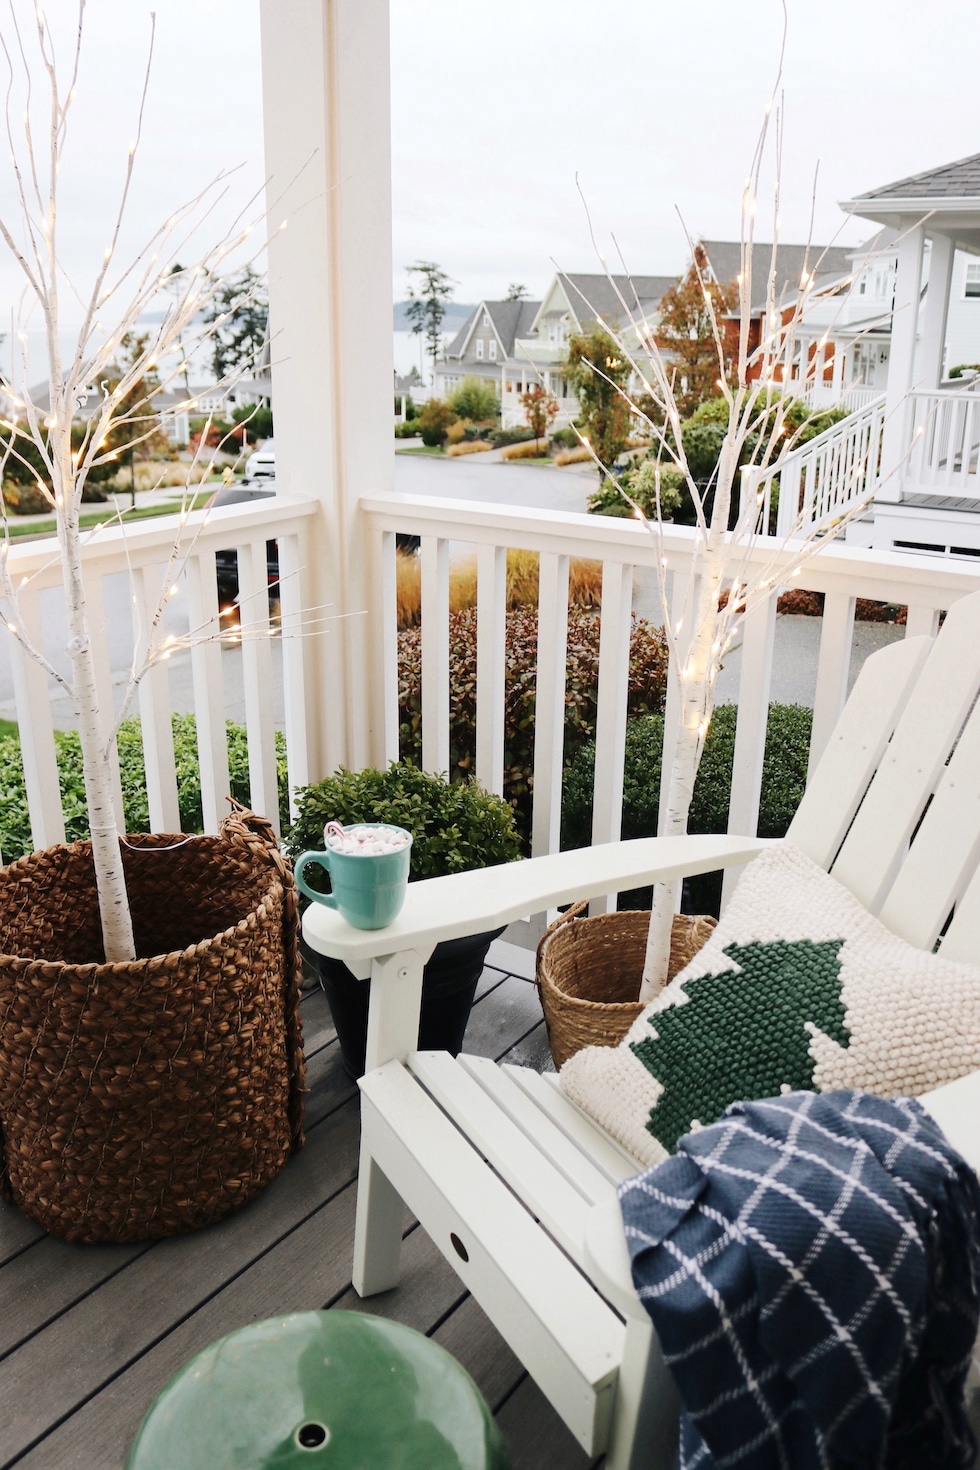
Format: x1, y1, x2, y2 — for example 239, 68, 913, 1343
758, 155, 980, 559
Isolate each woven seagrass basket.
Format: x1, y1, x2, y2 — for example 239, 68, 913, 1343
536, 903, 717, 1069
0, 806, 305, 1244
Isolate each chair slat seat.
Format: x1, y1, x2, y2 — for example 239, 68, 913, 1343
359, 1059, 625, 1457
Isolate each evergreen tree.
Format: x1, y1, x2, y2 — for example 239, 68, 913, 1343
204, 265, 269, 381
565, 327, 632, 470
405, 260, 455, 384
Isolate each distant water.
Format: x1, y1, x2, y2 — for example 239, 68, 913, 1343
393, 327, 457, 382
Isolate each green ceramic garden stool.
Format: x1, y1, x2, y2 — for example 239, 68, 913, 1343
125, 1309, 510, 1470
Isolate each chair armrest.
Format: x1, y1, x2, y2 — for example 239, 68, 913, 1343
920, 1070, 980, 1176
584, 1195, 647, 1322
302, 832, 774, 969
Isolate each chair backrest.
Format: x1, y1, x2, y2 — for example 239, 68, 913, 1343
788, 587, 980, 962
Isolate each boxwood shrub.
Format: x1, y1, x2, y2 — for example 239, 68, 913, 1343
284, 760, 522, 895
562, 703, 813, 911
0, 714, 289, 861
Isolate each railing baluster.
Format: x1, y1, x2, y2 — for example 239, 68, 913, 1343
237, 538, 281, 835
905, 604, 941, 640
530, 552, 569, 859
8, 589, 65, 849
133, 562, 180, 832
380, 530, 400, 766
724, 594, 778, 904
808, 591, 856, 778
420, 535, 450, 776
475, 542, 507, 796
278, 530, 312, 817
590, 560, 633, 915
82, 567, 126, 833
184, 549, 230, 834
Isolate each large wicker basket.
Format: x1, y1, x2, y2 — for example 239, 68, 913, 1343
536, 904, 717, 1069
0, 806, 305, 1244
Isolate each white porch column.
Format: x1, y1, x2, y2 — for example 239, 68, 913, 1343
920, 232, 955, 387
260, 0, 393, 776
830, 333, 845, 398
877, 222, 925, 503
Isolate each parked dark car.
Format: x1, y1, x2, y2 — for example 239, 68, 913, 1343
210, 479, 279, 610
210, 478, 420, 614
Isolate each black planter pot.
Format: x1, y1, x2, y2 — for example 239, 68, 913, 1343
303, 927, 505, 1079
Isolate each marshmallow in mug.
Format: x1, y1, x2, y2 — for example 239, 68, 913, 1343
324, 821, 412, 857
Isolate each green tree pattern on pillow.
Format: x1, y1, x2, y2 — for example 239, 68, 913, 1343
631, 938, 851, 1152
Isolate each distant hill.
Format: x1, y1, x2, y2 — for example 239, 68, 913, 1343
393, 301, 475, 330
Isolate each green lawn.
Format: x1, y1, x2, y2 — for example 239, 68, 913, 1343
4, 492, 214, 540
0, 719, 17, 740
395, 444, 444, 456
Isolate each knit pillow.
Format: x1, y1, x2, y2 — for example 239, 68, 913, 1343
560, 842, 980, 1168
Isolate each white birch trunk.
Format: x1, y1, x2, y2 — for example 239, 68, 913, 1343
55, 438, 137, 965
640, 529, 727, 1001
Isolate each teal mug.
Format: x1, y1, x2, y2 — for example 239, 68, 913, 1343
293, 823, 413, 930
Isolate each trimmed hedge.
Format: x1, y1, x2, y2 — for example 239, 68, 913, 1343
398, 607, 669, 841
0, 715, 289, 861
562, 703, 813, 910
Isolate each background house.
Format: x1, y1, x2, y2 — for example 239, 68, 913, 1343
437, 273, 674, 428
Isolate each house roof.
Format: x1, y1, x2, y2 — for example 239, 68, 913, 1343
698, 240, 854, 311
556, 273, 674, 328
445, 298, 541, 360
485, 298, 541, 354
853, 153, 980, 203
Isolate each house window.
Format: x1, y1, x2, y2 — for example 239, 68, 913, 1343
482, 313, 491, 328
488, 340, 497, 361
965, 263, 980, 298
476, 339, 484, 359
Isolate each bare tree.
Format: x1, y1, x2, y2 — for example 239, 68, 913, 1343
572, 98, 889, 1000
0, 5, 279, 962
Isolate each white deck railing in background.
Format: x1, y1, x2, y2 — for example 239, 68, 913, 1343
799, 382, 882, 414
7, 488, 980, 900
905, 389, 980, 498
2, 495, 318, 856
752, 394, 887, 539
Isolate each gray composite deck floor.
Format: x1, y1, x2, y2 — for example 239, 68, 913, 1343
0, 941, 595, 1470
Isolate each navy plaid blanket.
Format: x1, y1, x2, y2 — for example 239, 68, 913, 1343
618, 1090, 980, 1469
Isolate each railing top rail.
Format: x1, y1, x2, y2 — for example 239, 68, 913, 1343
910, 386, 980, 401
362, 491, 980, 605
1, 493, 319, 585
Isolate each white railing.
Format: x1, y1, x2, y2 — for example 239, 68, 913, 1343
796, 382, 881, 415
754, 394, 887, 539
0, 495, 319, 857
8, 486, 980, 907
905, 389, 980, 498
361, 492, 980, 904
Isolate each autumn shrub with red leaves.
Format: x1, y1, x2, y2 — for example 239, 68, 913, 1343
775, 588, 907, 624
398, 607, 668, 841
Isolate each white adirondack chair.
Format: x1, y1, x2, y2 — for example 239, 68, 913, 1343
302, 587, 980, 1470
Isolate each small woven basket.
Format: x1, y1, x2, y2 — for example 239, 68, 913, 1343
0, 805, 305, 1244
536, 905, 717, 1069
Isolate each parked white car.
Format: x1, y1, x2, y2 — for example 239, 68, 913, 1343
244, 439, 275, 478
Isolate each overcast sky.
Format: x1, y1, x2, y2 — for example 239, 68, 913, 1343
2, 0, 979, 330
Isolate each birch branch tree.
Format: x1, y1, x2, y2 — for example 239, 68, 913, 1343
567, 100, 893, 1001
0, 3, 278, 962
